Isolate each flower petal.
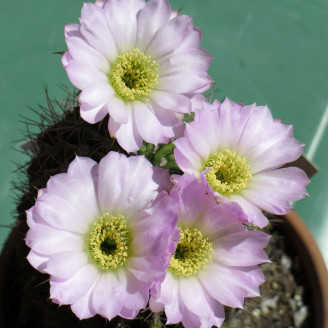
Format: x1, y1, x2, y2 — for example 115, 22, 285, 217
159, 48, 212, 77
91, 272, 124, 320
63, 60, 108, 90
179, 277, 215, 320
134, 101, 173, 144
200, 264, 264, 308
146, 15, 193, 59
80, 3, 118, 62
108, 110, 143, 153
70, 289, 97, 319
214, 230, 271, 266
149, 90, 191, 113
45, 251, 89, 280
228, 193, 269, 228
64, 23, 80, 38
79, 82, 114, 108
80, 101, 108, 124
26, 224, 83, 256
104, 0, 145, 52
157, 72, 212, 94
136, 0, 171, 49
106, 96, 130, 124
50, 264, 98, 305
243, 167, 310, 215
66, 35, 109, 72
97, 152, 158, 215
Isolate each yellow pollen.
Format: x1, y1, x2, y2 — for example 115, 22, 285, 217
87, 213, 130, 271
110, 48, 159, 102
169, 227, 213, 277
203, 149, 252, 195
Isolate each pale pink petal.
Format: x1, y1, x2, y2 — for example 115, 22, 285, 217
80, 102, 108, 124
200, 205, 246, 236
91, 272, 124, 320
243, 167, 310, 215
212, 98, 246, 149
64, 23, 80, 38
26, 224, 83, 256
97, 152, 158, 215
170, 9, 179, 19
26, 207, 36, 228
183, 123, 214, 160
134, 101, 172, 145
179, 304, 203, 328
27, 250, 49, 273
106, 96, 129, 124
228, 193, 269, 228
104, 0, 145, 52
66, 35, 109, 72
80, 3, 118, 61
149, 297, 164, 312
174, 138, 204, 174
146, 15, 193, 59
152, 167, 174, 192
116, 270, 149, 312
149, 90, 191, 113
95, 0, 105, 7
119, 307, 139, 319
136, 0, 171, 49
159, 48, 212, 77
249, 131, 304, 173
79, 82, 114, 107
61, 51, 73, 67
128, 257, 164, 283
108, 110, 143, 153
179, 277, 214, 320
214, 230, 271, 266
32, 193, 92, 234
45, 251, 89, 280
204, 293, 226, 328
70, 289, 97, 319
184, 109, 222, 156
178, 26, 202, 52
50, 264, 98, 305
200, 264, 264, 308
171, 176, 216, 227
160, 275, 184, 324
157, 72, 212, 94
63, 60, 108, 90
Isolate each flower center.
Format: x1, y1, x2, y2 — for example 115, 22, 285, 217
110, 48, 159, 102
87, 213, 130, 271
169, 227, 213, 277
203, 149, 252, 195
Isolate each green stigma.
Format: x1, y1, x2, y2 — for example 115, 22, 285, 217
87, 213, 130, 271
203, 149, 252, 195
169, 227, 213, 277
110, 48, 159, 102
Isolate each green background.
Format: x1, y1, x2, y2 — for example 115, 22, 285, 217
1, 0, 327, 264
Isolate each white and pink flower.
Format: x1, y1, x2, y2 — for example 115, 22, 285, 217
25, 152, 178, 321
62, 0, 213, 152
150, 175, 270, 328
174, 97, 310, 228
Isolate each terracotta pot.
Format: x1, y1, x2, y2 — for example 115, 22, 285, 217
272, 210, 328, 328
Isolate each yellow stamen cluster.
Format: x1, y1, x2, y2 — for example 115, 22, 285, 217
110, 48, 159, 101
169, 227, 213, 277
203, 149, 252, 195
87, 213, 130, 271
